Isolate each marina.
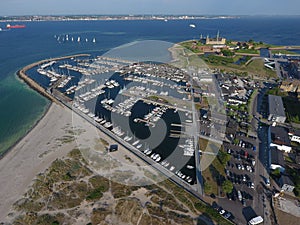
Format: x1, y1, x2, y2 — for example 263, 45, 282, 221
23, 54, 202, 186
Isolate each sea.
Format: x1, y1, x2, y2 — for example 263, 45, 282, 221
1, 16, 300, 155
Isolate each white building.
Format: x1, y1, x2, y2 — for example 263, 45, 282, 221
289, 130, 300, 144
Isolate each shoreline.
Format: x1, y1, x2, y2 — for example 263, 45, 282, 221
0, 104, 76, 222
0, 53, 90, 159
0, 101, 52, 160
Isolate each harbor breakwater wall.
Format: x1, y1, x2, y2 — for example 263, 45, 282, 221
17, 54, 90, 105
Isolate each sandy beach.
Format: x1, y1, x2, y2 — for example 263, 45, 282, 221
0, 103, 76, 222
0, 100, 163, 223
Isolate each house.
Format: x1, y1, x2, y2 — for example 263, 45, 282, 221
288, 129, 300, 144
269, 126, 292, 153
270, 147, 285, 172
279, 175, 295, 193
268, 95, 286, 123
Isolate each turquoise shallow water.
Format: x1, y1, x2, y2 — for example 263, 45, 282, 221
0, 17, 300, 155
0, 75, 49, 154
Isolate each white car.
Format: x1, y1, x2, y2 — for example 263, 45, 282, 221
219, 209, 226, 215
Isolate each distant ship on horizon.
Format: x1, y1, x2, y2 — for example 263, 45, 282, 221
6, 24, 26, 29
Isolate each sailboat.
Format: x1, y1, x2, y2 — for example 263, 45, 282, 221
92, 38, 96, 43
77, 37, 81, 42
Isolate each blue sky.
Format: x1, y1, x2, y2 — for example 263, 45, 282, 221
1, 0, 299, 16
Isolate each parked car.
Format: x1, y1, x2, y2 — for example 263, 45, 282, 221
224, 212, 232, 219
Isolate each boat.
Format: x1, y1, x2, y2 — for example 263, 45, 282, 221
169, 166, 175, 171
132, 140, 139, 146
145, 149, 152, 155
187, 165, 194, 169
155, 155, 161, 162
92, 38, 96, 43
104, 122, 113, 128
136, 144, 142, 149
6, 24, 25, 29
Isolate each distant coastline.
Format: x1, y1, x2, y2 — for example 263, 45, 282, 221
0, 15, 239, 23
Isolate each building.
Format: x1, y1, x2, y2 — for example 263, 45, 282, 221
288, 129, 300, 144
270, 147, 285, 172
200, 31, 226, 45
268, 95, 286, 123
279, 175, 295, 192
108, 144, 118, 152
269, 126, 292, 153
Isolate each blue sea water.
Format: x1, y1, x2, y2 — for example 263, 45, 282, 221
0, 16, 300, 155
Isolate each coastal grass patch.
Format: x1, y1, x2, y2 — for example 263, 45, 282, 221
159, 179, 233, 225
14, 198, 45, 212
86, 175, 109, 201
110, 180, 139, 199
91, 207, 112, 224
115, 198, 144, 224
147, 188, 190, 214
48, 180, 89, 209
13, 212, 68, 225
167, 211, 195, 225
48, 158, 92, 182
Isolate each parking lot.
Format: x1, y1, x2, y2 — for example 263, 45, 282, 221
215, 135, 259, 224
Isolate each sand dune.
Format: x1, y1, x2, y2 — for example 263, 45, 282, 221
0, 103, 76, 222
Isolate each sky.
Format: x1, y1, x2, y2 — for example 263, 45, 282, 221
0, 0, 299, 16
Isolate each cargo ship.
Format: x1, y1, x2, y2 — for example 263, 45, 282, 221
6, 24, 26, 29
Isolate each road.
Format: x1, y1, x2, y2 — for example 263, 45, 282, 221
251, 84, 272, 225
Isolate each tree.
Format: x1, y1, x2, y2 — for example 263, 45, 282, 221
221, 49, 234, 57
271, 168, 281, 178
222, 180, 233, 194
218, 151, 231, 165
